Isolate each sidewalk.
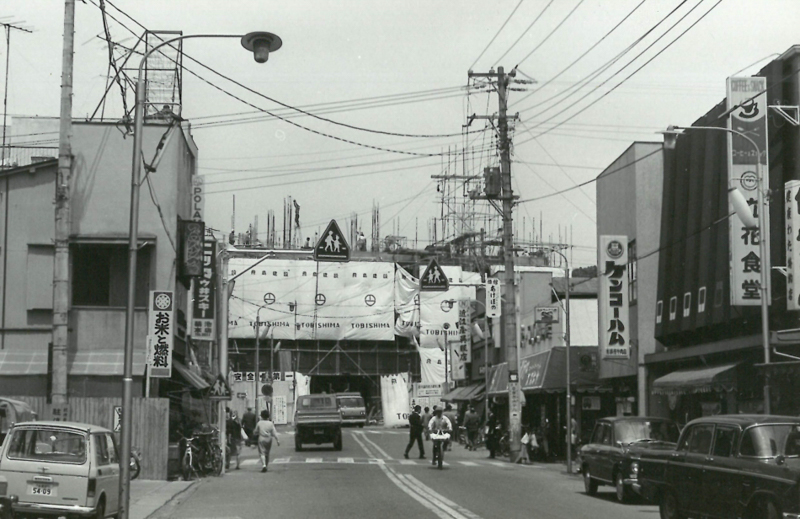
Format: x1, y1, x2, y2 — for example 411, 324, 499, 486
129, 479, 197, 519
448, 439, 580, 475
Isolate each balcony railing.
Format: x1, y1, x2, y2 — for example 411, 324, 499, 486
0, 146, 58, 170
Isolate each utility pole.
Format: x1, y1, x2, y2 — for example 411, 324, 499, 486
468, 66, 519, 460
52, 0, 75, 420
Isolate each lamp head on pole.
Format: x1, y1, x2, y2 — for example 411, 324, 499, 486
661, 125, 681, 150
241, 31, 282, 63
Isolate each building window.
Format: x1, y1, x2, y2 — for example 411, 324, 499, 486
72, 244, 152, 307
683, 292, 692, 318
698, 287, 706, 313
656, 300, 663, 324
669, 296, 677, 321
628, 240, 637, 305
714, 281, 724, 307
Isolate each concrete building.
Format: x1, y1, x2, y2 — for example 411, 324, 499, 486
0, 117, 199, 399
595, 141, 664, 416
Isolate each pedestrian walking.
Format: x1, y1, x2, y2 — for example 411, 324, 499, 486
463, 406, 480, 450
514, 426, 532, 464
403, 405, 426, 459
486, 409, 499, 459
225, 408, 243, 470
241, 407, 257, 447
421, 406, 432, 440
253, 410, 280, 472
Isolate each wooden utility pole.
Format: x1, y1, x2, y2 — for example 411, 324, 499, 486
52, 0, 75, 419
467, 66, 519, 459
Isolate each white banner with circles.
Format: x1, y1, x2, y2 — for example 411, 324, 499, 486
228, 259, 394, 341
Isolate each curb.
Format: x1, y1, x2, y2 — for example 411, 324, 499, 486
143, 479, 200, 519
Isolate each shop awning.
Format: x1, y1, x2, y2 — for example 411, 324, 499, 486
521, 346, 603, 393
68, 350, 146, 376
487, 363, 508, 396
0, 350, 48, 375
173, 360, 211, 390
442, 382, 485, 402
652, 363, 738, 395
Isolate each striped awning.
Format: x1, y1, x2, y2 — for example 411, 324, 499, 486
173, 360, 210, 390
68, 350, 146, 376
652, 363, 738, 395
0, 350, 48, 375
442, 382, 485, 402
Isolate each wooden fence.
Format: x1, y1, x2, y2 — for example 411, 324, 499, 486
9, 396, 169, 480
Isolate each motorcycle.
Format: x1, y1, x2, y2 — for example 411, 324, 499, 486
130, 446, 142, 480
430, 429, 451, 470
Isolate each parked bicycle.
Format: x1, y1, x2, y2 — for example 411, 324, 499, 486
180, 428, 223, 480
497, 430, 511, 458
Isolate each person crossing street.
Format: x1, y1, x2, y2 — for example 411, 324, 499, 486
253, 410, 280, 472
403, 405, 426, 459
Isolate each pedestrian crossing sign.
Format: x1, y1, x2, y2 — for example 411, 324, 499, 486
209, 374, 232, 401
420, 259, 449, 292
314, 219, 350, 262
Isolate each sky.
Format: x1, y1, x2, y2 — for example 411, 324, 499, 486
3, 0, 800, 268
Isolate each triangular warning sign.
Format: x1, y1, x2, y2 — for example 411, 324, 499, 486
314, 219, 350, 262
420, 259, 449, 292
208, 374, 232, 401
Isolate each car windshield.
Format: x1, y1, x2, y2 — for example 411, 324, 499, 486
300, 397, 335, 409
740, 424, 800, 458
614, 421, 680, 444
338, 397, 363, 408
6, 428, 87, 464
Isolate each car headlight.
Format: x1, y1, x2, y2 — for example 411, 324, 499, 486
629, 461, 640, 478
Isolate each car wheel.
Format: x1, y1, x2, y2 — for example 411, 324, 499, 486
583, 466, 598, 495
295, 437, 303, 452
615, 471, 631, 503
334, 434, 343, 451
659, 490, 684, 519
94, 499, 105, 519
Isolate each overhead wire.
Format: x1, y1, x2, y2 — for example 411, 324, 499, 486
513, 0, 586, 69
491, 0, 555, 68
469, 0, 525, 70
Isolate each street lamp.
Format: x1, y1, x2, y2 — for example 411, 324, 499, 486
535, 248, 572, 474
662, 125, 771, 414
120, 31, 280, 519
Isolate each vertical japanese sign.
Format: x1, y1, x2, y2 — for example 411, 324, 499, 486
599, 235, 630, 359
727, 76, 769, 306
191, 176, 204, 222
148, 291, 174, 378
180, 220, 205, 277
786, 181, 800, 310
485, 278, 500, 317
458, 298, 471, 364
192, 239, 216, 339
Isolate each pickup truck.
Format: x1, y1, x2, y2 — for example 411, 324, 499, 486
294, 394, 343, 451
637, 414, 800, 519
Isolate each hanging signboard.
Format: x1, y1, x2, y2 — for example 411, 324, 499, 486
192, 239, 216, 339
147, 291, 174, 378
458, 298, 471, 364
786, 181, 800, 310
486, 278, 500, 317
727, 76, 770, 306
598, 235, 630, 359
191, 176, 204, 222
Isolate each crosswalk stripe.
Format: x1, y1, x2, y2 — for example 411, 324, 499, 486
399, 460, 417, 465
306, 458, 323, 463
273, 458, 290, 464
459, 461, 479, 466
338, 458, 354, 464
486, 461, 508, 468
239, 459, 258, 467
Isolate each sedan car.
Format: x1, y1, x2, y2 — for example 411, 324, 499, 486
0, 421, 120, 518
579, 416, 680, 502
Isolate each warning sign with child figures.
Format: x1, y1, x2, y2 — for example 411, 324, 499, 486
314, 219, 350, 262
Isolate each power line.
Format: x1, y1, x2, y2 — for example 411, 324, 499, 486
510, 0, 648, 110
469, 0, 524, 70
492, 0, 555, 68
514, 0, 586, 68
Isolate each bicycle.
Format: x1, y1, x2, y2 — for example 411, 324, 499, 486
130, 446, 142, 480
181, 429, 223, 480
430, 429, 451, 470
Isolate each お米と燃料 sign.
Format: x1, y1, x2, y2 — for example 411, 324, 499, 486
148, 291, 174, 378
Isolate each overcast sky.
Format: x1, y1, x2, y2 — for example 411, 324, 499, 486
4, 0, 800, 267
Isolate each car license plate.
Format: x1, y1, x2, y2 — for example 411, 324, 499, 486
28, 484, 57, 497
314, 429, 324, 435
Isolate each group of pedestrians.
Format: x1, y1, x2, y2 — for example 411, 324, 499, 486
227, 406, 280, 472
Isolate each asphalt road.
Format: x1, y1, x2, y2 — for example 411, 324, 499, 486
153, 427, 659, 519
